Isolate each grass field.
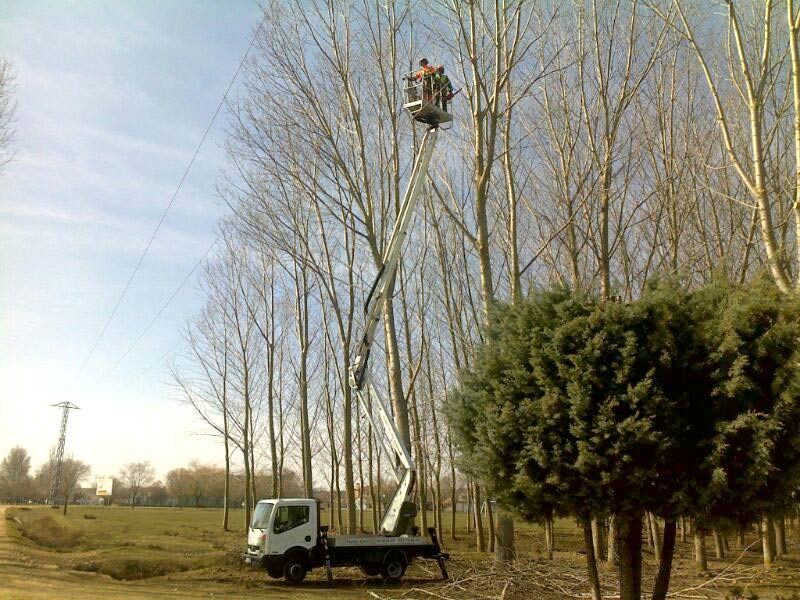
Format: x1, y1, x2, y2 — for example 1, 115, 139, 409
3, 504, 800, 599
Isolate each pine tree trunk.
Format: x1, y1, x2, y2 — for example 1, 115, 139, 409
544, 514, 555, 560
495, 507, 514, 562
762, 515, 775, 567
583, 519, 603, 600
486, 499, 496, 554
648, 513, 661, 564
775, 515, 787, 556
466, 482, 473, 534
738, 526, 746, 548
617, 514, 643, 600
607, 515, 617, 568
713, 529, 724, 559
680, 517, 686, 543
694, 530, 707, 572
450, 473, 457, 541
651, 518, 677, 600
495, 509, 515, 563
473, 482, 486, 552
592, 517, 607, 561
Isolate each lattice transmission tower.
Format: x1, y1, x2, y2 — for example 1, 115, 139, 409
47, 402, 80, 505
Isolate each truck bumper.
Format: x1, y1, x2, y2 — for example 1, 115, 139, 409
243, 550, 265, 566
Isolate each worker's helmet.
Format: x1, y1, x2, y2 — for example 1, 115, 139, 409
419, 57, 429, 66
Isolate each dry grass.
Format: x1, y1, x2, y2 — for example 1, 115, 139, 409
17, 514, 83, 551
5, 506, 800, 599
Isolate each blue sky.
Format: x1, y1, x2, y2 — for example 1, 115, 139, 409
0, 1, 262, 480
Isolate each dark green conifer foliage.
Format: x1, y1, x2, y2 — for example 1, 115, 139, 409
447, 276, 800, 599
701, 277, 800, 524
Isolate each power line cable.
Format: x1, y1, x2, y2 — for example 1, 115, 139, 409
118, 339, 184, 391
92, 235, 220, 388
70, 14, 265, 387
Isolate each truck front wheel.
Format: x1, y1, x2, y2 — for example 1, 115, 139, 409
265, 560, 284, 579
382, 551, 407, 583
284, 559, 307, 583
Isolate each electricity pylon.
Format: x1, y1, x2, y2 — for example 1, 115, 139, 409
47, 402, 80, 505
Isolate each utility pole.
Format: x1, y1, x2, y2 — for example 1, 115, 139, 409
47, 402, 80, 506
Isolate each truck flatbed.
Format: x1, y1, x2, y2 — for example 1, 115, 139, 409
328, 534, 434, 547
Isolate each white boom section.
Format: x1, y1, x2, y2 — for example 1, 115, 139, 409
349, 127, 439, 536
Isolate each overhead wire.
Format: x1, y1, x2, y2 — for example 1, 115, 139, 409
91, 235, 220, 388
70, 13, 266, 388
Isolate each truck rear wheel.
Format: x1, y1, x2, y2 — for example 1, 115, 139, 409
284, 558, 307, 583
381, 550, 407, 583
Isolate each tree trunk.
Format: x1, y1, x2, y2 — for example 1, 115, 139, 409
794, 506, 800, 543
448, 436, 457, 541
607, 515, 617, 568
486, 499, 496, 554
467, 482, 473, 534
473, 482, 486, 552
649, 513, 662, 564
712, 529, 725, 559
651, 518, 677, 600
738, 526, 746, 548
762, 515, 775, 567
222, 442, 230, 531
592, 517, 607, 561
495, 507, 515, 562
617, 514, 643, 600
583, 519, 603, 600
680, 517, 686, 544
241, 446, 251, 528
694, 530, 707, 572
775, 515, 787, 556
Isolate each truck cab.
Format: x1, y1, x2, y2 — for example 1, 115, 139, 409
246, 499, 318, 580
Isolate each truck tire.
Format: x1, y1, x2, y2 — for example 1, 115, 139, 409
381, 550, 407, 583
284, 558, 307, 583
265, 560, 284, 579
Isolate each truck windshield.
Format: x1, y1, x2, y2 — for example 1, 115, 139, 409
251, 502, 273, 529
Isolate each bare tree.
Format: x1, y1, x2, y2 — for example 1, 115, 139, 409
0, 58, 15, 173
60, 457, 90, 516
120, 461, 155, 509
0, 446, 31, 504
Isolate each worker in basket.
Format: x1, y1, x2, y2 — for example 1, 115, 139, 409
434, 65, 454, 112
412, 57, 437, 102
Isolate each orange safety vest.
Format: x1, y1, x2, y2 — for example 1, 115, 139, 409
416, 65, 436, 79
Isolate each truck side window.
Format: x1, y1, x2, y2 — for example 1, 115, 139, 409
273, 505, 310, 534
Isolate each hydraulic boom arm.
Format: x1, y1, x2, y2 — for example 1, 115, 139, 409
349, 127, 439, 536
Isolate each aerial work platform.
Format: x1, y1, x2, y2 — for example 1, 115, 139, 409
403, 71, 453, 127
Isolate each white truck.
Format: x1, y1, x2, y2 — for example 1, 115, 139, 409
244, 76, 453, 584
244, 498, 448, 582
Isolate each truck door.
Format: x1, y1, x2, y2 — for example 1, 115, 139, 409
268, 503, 315, 556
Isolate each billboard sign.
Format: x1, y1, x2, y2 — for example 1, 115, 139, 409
96, 477, 114, 497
